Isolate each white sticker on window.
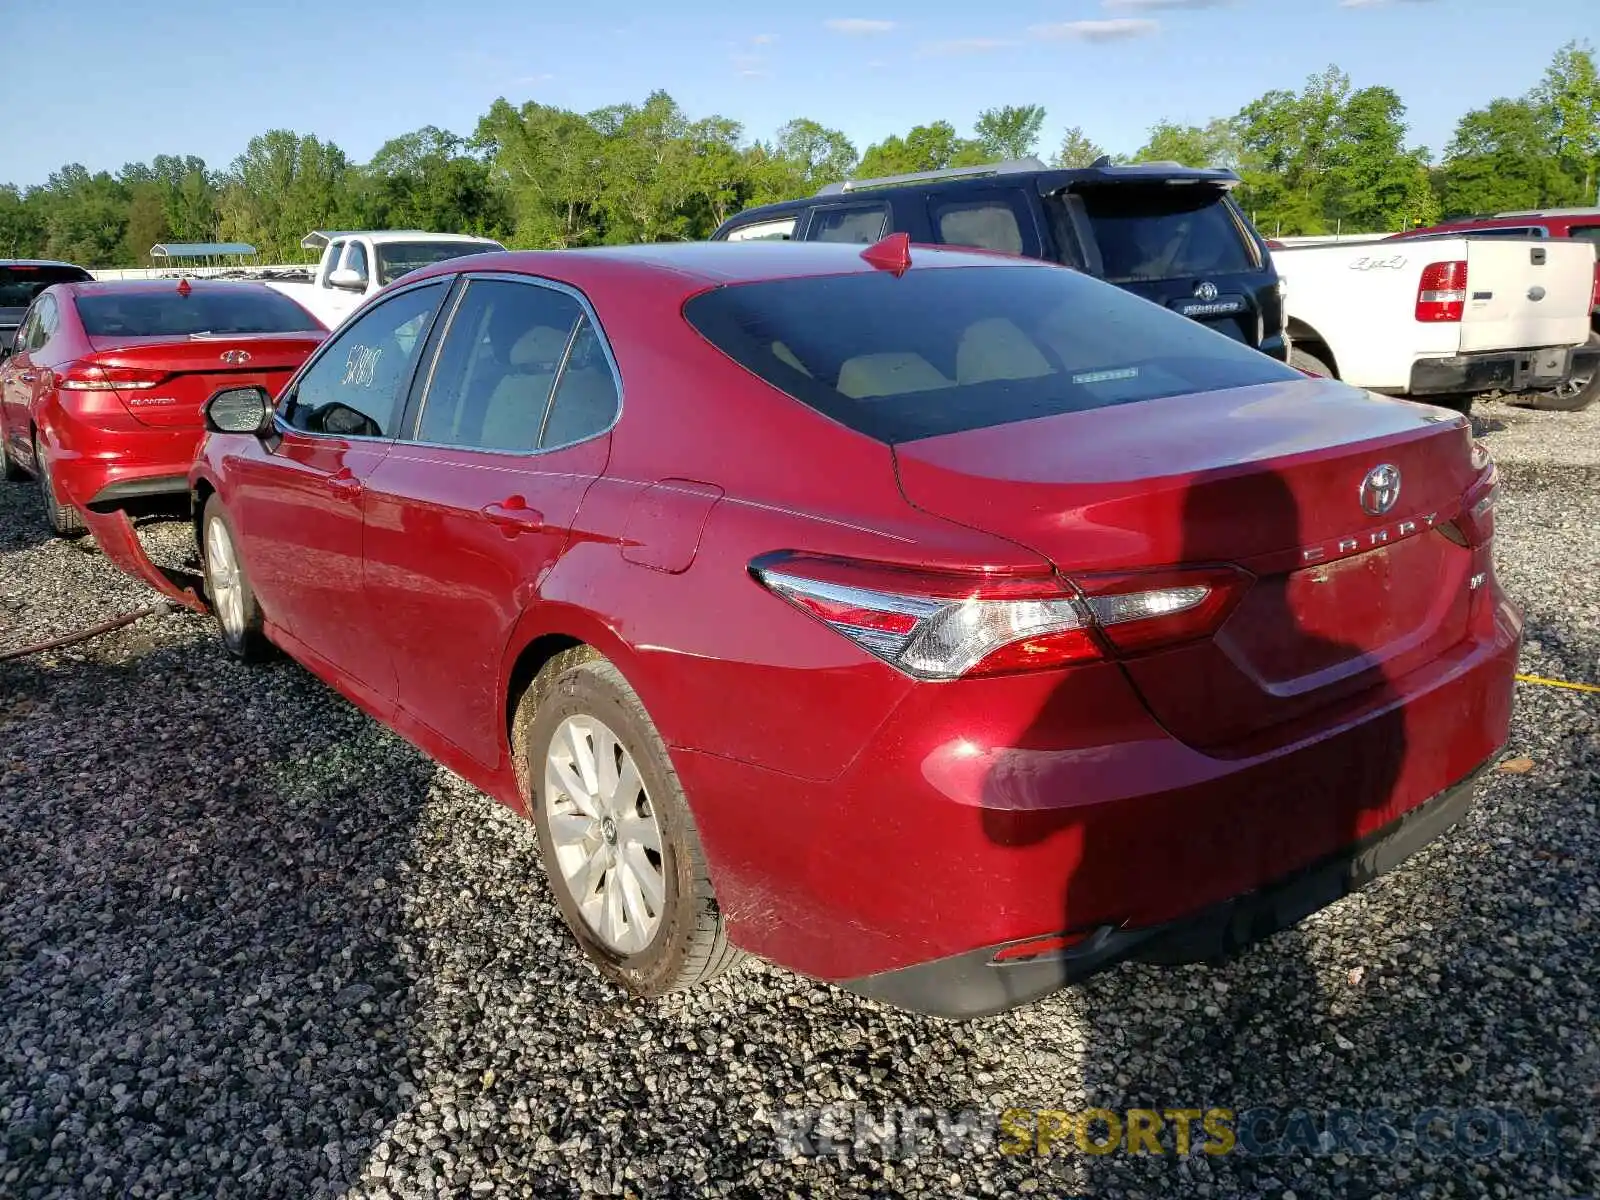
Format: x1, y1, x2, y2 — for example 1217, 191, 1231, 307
1072, 367, 1139, 385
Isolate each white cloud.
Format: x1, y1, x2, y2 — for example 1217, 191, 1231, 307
1029, 18, 1161, 40
918, 37, 1020, 55
751, 33, 779, 44
824, 17, 897, 33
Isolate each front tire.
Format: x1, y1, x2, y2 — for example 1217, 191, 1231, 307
1525, 333, 1600, 412
521, 649, 744, 997
33, 434, 85, 538
201, 495, 270, 662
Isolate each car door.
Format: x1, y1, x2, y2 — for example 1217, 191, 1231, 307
225, 276, 453, 707
360, 273, 620, 769
0, 305, 40, 460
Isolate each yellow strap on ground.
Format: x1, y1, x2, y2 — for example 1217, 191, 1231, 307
1515, 673, 1600, 695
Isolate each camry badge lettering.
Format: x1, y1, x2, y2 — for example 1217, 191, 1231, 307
1302, 513, 1437, 564
1360, 463, 1401, 516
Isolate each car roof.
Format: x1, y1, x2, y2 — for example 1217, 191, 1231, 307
0, 259, 92, 271
716, 161, 1242, 229
403, 240, 1059, 290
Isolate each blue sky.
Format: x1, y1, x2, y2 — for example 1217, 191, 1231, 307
1, 0, 1593, 188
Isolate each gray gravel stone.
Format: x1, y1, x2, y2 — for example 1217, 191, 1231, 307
1, 397, 1597, 1198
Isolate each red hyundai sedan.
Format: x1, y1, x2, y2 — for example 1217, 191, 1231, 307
0, 278, 325, 535
83, 238, 1518, 1018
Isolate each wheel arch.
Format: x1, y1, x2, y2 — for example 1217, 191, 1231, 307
1286, 317, 1339, 378
499, 604, 657, 796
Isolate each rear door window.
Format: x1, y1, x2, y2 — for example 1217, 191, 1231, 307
722, 217, 797, 242
414, 277, 594, 452
808, 205, 889, 244
1061, 185, 1260, 283
929, 191, 1038, 257
683, 263, 1300, 443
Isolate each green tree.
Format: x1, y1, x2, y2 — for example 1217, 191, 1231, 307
1532, 40, 1600, 202
972, 105, 1046, 160
1052, 126, 1108, 169
1135, 119, 1237, 168
1441, 97, 1583, 215
122, 184, 171, 263
858, 121, 968, 176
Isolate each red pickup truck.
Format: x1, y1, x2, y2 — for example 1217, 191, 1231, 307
1389, 208, 1600, 411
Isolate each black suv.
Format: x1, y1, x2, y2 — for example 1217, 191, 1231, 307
0, 260, 95, 353
711, 158, 1287, 361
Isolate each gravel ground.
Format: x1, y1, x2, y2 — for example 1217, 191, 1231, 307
2, 398, 1597, 1199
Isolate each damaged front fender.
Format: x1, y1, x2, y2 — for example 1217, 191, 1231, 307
76, 504, 210, 616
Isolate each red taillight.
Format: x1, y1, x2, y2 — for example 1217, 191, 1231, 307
749, 553, 1251, 680
1416, 260, 1467, 322
55, 361, 169, 391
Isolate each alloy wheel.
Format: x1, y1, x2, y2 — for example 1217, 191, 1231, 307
204, 515, 246, 640
543, 714, 667, 955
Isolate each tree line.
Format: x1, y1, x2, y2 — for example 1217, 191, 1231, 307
1, 40, 1594, 268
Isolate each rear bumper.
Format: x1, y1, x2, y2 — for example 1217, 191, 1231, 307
676, 584, 1521, 1009
842, 765, 1482, 1018
1408, 343, 1600, 396
43, 413, 200, 512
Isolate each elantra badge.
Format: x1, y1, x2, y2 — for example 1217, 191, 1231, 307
221, 349, 251, 365
1359, 463, 1401, 516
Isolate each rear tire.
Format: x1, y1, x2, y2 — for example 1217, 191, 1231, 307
520, 648, 744, 998
33, 434, 85, 538
1525, 333, 1600, 413
200, 495, 271, 662
1290, 346, 1334, 378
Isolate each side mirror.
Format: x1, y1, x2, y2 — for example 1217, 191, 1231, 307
204, 386, 274, 436
327, 267, 367, 292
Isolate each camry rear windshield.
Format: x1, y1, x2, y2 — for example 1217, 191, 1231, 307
0, 265, 93, 307
682, 264, 1301, 443
1055, 185, 1260, 283
376, 242, 499, 286
75, 289, 322, 337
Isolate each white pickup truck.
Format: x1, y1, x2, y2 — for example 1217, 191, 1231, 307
1271, 235, 1599, 411
267, 229, 505, 329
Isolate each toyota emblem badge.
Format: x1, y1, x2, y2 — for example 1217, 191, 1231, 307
221, 349, 251, 365
1360, 463, 1402, 516
1194, 281, 1219, 301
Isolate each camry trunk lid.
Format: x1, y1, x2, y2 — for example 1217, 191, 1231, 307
79, 333, 325, 428
893, 378, 1485, 750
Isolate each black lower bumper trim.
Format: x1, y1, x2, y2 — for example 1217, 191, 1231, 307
87, 474, 190, 509
839, 766, 1485, 1019
1409, 345, 1599, 397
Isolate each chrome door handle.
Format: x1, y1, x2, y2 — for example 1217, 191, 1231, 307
326, 469, 362, 498
481, 498, 545, 533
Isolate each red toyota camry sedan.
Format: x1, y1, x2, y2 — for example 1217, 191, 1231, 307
0, 278, 325, 535
85, 238, 1518, 1018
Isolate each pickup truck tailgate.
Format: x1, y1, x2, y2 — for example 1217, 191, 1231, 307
1458, 238, 1595, 354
